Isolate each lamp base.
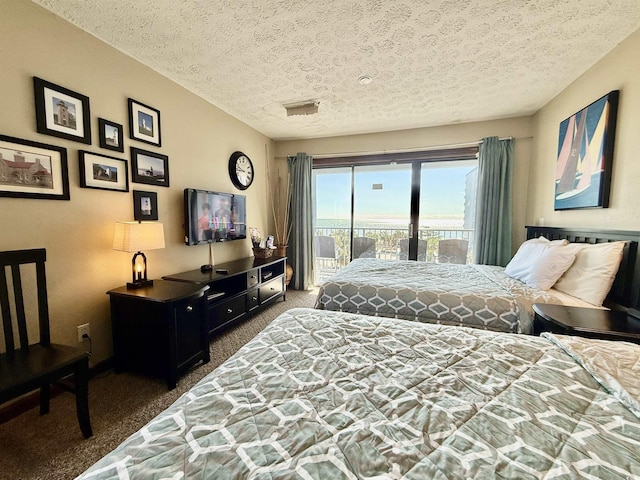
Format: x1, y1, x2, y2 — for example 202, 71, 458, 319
126, 279, 154, 289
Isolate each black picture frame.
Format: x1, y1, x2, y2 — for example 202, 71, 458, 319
98, 118, 124, 152
554, 90, 619, 210
33, 77, 91, 144
133, 190, 158, 221
128, 98, 161, 147
130, 147, 169, 187
79, 150, 129, 192
0, 134, 70, 200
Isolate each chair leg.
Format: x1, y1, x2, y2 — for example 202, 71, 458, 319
75, 358, 93, 438
39, 384, 50, 415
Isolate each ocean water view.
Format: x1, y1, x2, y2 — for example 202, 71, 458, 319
316, 217, 465, 230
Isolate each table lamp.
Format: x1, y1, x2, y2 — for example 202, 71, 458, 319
113, 221, 165, 289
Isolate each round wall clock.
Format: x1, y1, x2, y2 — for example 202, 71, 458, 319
228, 151, 254, 190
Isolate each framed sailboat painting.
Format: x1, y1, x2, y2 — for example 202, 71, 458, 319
554, 90, 619, 210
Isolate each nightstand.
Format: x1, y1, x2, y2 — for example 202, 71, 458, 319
107, 280, 210, 389
532, 303, 640, 343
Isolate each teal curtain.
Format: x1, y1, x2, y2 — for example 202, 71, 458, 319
474, 137, 514, 266
287, 152, 314, 290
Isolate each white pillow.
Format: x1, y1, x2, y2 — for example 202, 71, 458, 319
505, 241, 577, 290
528, 236, 569, 246
553, 241, 625, 307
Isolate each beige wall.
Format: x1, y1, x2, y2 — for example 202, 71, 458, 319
1, 1, 274, 364
275, 117, 535, 251
527, 28, 640, 229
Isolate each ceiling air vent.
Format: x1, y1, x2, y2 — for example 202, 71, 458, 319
284, 101, 319, 116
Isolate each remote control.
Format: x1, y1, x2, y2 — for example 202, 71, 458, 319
215, 268, 229, 274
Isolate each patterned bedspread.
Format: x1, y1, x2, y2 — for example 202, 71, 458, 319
77, 308, 640, 479
314, 258, 560, 334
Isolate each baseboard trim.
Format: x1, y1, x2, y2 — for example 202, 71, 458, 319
0, 357, 114, 425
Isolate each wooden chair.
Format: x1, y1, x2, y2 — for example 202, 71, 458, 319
0, 249, 92, 438
352, 237, 376, 259
437, 239, 469, 264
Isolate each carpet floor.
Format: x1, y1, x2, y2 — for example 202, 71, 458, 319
0, 288, 319, 480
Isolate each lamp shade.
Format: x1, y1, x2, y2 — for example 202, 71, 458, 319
113, 222, 165, 253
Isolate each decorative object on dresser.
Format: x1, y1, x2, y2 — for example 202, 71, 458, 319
133, 190, 158, 221
130, 147, 169, 187
33, 77, 91, 144
98, 118, 124, 152
266, 155, 292, 253
128, 98, 161, 146
0, 134, 70, 200
78, 150, 129, 192
0, 248, 92, 438
228, 151, 254, 190
163, 255, 287, 337
554, 90, 619, 210
533, 303, 640, 343
112, 221, 165, 289
107, 281, 210, 390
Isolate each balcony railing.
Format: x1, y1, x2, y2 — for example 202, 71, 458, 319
313, 226, 474, 280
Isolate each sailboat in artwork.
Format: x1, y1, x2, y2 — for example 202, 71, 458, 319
555, 99, 609, 202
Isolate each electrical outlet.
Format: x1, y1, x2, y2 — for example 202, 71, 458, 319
77, 323, 90, 342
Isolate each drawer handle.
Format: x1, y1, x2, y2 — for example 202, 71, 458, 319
252, 296, 258, 301
270, 287, 275, 291
227, 308, 233, 314
250, 275, 257, 280
186, 305, 193, 312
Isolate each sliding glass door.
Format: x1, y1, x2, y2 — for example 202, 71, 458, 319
353, 164, 412, 260
313, 156, 478, 283
418, 160, 478, 264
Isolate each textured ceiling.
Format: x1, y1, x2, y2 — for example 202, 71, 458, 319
32, 0, 640, 141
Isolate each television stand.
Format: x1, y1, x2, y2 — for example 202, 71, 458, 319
164, 255, 286, 336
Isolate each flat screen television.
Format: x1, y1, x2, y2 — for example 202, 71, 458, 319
184, 188, 247, 245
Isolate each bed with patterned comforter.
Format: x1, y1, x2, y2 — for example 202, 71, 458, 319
314, 258, 562, 334
78, 307, 640, 479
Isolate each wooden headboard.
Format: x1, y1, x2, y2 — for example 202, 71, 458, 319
526, 226, 640, 312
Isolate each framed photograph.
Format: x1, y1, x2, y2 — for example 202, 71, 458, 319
131, 147, 169, 187
98, 118, 124, 152
133, 190, 158, 221
128, 98, 161, 146
554, 90, 619, 210
0, 134, 69, 200
33, 77, 91, 144
79, 150, 129, 192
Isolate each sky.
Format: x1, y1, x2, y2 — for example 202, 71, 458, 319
314, 162, 477, 221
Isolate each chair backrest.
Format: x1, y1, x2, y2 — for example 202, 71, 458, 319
314, 236, 336, 259
0, 249, 50, 353
397, 239, 428, 261
352, 237, 376, 259
437, 239, 469, 264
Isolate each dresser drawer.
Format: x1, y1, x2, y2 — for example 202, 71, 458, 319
210, 294, 245, 330
247, 269, 259, 288
247, 288, 260, 311
260, 277, 284, 304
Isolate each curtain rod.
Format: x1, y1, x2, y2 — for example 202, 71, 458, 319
275, 135, 529, 160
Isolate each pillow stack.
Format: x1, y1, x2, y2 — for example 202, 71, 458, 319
505, 236, 625, 306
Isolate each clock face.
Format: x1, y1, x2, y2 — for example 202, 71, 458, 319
236, 156, 253, 186
229, 151, 254, 190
